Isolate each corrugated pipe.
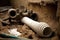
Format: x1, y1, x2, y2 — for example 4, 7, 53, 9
21, 17, 53, 37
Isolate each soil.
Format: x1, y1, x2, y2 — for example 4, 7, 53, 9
0, 4, 59, 40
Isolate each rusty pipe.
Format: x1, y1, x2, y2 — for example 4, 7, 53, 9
8, 9, 18, 18
21, 17, 53, 37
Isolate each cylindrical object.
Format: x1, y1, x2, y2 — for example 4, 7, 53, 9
8, 9, 17, 18
21, 17, 52, 37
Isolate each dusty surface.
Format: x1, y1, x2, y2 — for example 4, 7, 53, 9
0, 9, 59, 40
0, 5, 59, 40
0, 0, 59, 40
0, 24, 59, 40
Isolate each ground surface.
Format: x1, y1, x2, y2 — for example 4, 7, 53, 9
0, 2, 59, 40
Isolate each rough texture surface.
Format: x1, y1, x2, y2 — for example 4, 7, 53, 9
0, 0, 59, 40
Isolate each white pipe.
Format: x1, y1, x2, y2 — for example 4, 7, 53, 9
21, 17, 52, 37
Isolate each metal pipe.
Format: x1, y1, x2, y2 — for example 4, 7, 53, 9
8, 9, 17, 18
21, 17, 53, 37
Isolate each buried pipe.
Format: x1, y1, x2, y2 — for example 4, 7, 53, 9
8, 9, 18, 18
21, 17, 53, 37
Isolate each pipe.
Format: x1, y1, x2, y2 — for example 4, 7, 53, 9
21, 17, 52, 37
8, 9, 17, 18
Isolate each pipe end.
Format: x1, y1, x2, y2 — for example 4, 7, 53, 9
43, 27, 53, 37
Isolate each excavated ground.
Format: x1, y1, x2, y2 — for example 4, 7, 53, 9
0, 4, 59, 40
